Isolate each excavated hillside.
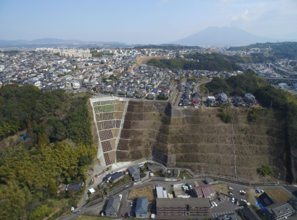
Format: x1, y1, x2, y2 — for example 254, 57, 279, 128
116, 100, 287, 181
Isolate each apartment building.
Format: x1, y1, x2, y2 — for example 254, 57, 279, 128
156, 198, 211, 217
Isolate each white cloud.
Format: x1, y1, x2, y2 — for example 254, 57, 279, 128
227, 0, 297, 39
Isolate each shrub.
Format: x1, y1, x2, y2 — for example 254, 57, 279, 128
247, 108, 260, 122
217, 109, 232, 123
257, 165, 272, 176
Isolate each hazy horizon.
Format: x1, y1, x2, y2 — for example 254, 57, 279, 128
0, 0, 296, 44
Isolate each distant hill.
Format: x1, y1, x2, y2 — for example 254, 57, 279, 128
228, 42, 297, 59
0, 38, 128, 48
172, 26, 275, 46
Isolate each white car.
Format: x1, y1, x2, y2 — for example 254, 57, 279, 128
213, 201, 218, 207
231, 197, 235, 203
211, 202, 215, 207
130, 202, 133, 207
239, 190, 246, 194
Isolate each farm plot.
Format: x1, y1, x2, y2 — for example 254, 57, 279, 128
116, 151, 131, 161
117, 139, 129, 151
102, 140, 112, 152
114, 104, 125, 111
104, 153, 112, 166
108, 151, 116, 164
114, 112, 123, 119
94, 105, 114, 113
99, 130, 113, 141
111, 128, 119, 137
128, 184, 156, 202
110, 138, 116, 150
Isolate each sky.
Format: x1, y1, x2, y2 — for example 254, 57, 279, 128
0, 0, 296, 44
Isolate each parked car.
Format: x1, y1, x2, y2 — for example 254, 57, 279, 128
231, 197, 235, 203
218, 197, 222, 201
130, 202, 133, 207
229, 187, 233, 190
229, 192, 234, 196
239, 190, 246, 194
213, 201, 218, 207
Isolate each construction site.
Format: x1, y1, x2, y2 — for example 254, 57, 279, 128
90, 97, 287, 182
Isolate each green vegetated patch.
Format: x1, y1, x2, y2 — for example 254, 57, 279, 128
147, 53, 243, 71
0, 85, 96, 220
217, 108, 232, 123
228, 42, 297, 60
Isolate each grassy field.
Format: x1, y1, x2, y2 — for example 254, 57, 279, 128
212, 183, 229, 195
128, 184, 156, 202
265, 189, 292, 202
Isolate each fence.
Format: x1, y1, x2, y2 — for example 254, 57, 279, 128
150, 177, 180, 182
84, 197, 104, 208
108, 181, 134, 196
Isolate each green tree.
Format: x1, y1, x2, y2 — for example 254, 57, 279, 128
29, 205, 53, 220
257, 165, 272, 176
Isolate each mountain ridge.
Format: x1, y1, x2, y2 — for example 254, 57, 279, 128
172, 26, 276, 46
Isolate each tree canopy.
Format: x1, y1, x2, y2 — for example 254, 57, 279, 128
147, 53, 243, 71
0, 85, 96, 219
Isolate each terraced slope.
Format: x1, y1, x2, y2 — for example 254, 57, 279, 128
91, 98, 128, 166
116, 101, 168, 162
116, 101, 287, 180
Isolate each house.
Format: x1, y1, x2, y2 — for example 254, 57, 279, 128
289, 198, 297, 211
156, 186, 164, 198
192, 97, 200, 106
193, 184, 215, 198
147, 92, 155, 99
156, 198, 211, 216
105, 195, 122, 217
128, 165, 141, 182
234, 96, 246, 107
165, 168, 180, 176
135, 197, 148, 218
207, 96, 216, 106
244, 93, 257, 105
148, 165, 164, 172
66, 182, 84, 192
216, 213, 239, 220
57, 183, 67, 194
264, 201, 295, 220
110, 172, 124, 183
237, 207, 262, 220
218, 93, 228, 104
259, 192, 275, 207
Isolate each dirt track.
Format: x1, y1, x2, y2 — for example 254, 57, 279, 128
132, 56, 165, 68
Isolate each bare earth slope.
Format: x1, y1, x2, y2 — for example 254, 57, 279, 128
116, 101, 287, 181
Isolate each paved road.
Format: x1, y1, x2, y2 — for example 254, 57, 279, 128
60, 175, 296, 220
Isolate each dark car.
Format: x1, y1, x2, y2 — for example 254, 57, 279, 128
218, 197, 222, 201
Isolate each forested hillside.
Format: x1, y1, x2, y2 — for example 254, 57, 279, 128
205, 70, 268, 96
228, 42, 297, 60
134, 45, 201, 50
0, 85, 96, 220
147, 53, 242, 71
